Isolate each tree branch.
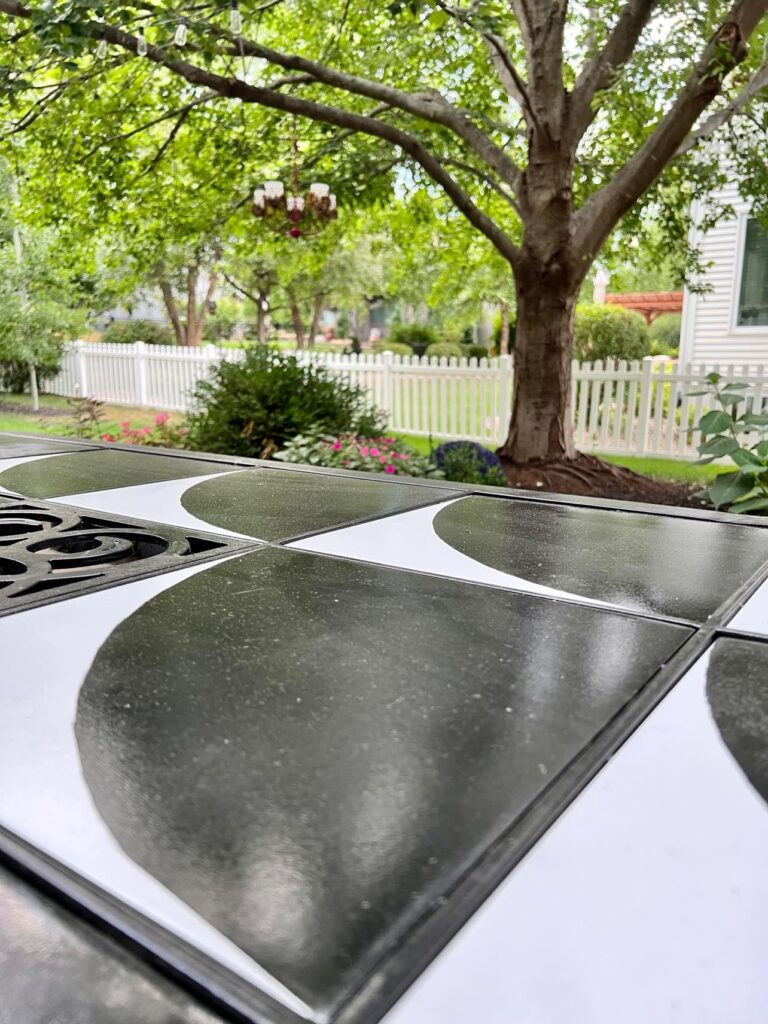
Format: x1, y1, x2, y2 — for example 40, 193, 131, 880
677, 60, 768, 155
569, 0, 659, 143
573, 0, 768, 261
0, 9, 521, 265
209, 24, 523, 189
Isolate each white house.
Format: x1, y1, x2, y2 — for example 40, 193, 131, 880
680, 181, 768, 366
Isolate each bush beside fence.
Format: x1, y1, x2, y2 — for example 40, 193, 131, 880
40, 341, 768, 459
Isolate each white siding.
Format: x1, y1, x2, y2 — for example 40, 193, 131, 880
680, 181, 768, 365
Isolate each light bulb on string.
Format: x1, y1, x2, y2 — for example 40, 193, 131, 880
136, 31, 148, 56
96, 38, 108, 59
229, 3, 242, 34
174, 20, 188, 46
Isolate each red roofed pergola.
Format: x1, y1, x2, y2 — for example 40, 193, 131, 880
605, 291, 683, 324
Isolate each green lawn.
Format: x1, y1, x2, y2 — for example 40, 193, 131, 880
0, 393, 180, 439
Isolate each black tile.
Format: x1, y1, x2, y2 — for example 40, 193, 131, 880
706, 636, 768, 807
0, 864, 223, 1024
181, 467, 459, 540
73, 548, 690, 1017
433, 496, 768, 621
0, 435, 95, 459
0, 448, 230, 498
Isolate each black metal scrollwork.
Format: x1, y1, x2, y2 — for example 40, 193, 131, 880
0, 496, 235, 615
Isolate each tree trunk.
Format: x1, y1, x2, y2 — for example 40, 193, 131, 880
289, 291, 305, 349
308, 294, 324, 350
187, 266, 218, 347
499, 299, 510, 356
28, 362, 39, 412
185, 264, 199, 347
256, 290, 269, 344
159, 279, 187, 345
498, 268, 578, 463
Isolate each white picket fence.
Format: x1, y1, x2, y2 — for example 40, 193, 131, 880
43, 341, 768, 459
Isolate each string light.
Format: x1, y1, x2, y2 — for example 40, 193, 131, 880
136, 31, 148, 56
96, 38, 108, 59
174, 20, 188, 46
229, 2, 242, 34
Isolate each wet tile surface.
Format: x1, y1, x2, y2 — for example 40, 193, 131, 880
432, 496, 768, 621
0, 448, 231, 497
383, 640, 768, 1024
706, 636, 768, 805
0, 863, 224, 1024
69, 548, 689, 1014
0, 435, 95, 459
181, 467, 459, 540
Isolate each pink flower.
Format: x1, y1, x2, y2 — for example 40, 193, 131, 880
142, 427, 151, 435
386, 437, 395, 443
385, 464, 395, 473
155, 412, 170, 426
379, 454, 388, 463
370, 447, 380, 457
359, 446, 369, 457
332, 442, 342, 450
101, 433, 114, 442
390, 452, 398, 459
120, 421, 130, 429
400, 453, 409, 460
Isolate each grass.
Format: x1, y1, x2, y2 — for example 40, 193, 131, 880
1, 392, 722, 487
0, 392, 181, 439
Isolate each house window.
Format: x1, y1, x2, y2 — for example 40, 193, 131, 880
737, 218, 768, 326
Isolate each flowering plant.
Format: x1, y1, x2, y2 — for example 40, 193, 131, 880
100, 413, 190, 449
274, 432, 442, 478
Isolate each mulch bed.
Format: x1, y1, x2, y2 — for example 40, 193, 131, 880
499, 453, 712, 510
0, 401, 69, 417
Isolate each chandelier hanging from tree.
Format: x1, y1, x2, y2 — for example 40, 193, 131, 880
252, 121, 337, 238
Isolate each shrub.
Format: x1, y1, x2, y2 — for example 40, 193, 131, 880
0, 296, 82, 393
275, 432, 442, 477
573, 303, 650, 363
434, 441, 507, 487
649, 313, 681, 356
425, 342, 464, 359
373, 340, 414, 357
389, 323, 437, 348
693, 372, 768, 515
187, 346, 384, 459
465, 344, 489, 360
100, 319, 173, 345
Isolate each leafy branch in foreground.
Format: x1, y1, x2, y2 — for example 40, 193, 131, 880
693, 372, 768, 514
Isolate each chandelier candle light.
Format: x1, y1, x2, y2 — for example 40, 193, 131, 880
252, 123, 337, 238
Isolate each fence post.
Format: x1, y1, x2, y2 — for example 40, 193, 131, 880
135, 341, 149, 406
75, 340, 88, 397
382, 350, 393, 418
498, 355, 513, 443
636, 357, 654, 456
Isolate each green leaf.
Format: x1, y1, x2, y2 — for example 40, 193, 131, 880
743, 412, 768, 426
731, 448, 765, 468
697, 409, 732, 433
705, 372, 722, 384
697, 435, 740, 457
720, 383, 749, 391
756, 441, 768, 458
687, 390, 711, 397
707, 471, 754, 509
728, 496, 768, 514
